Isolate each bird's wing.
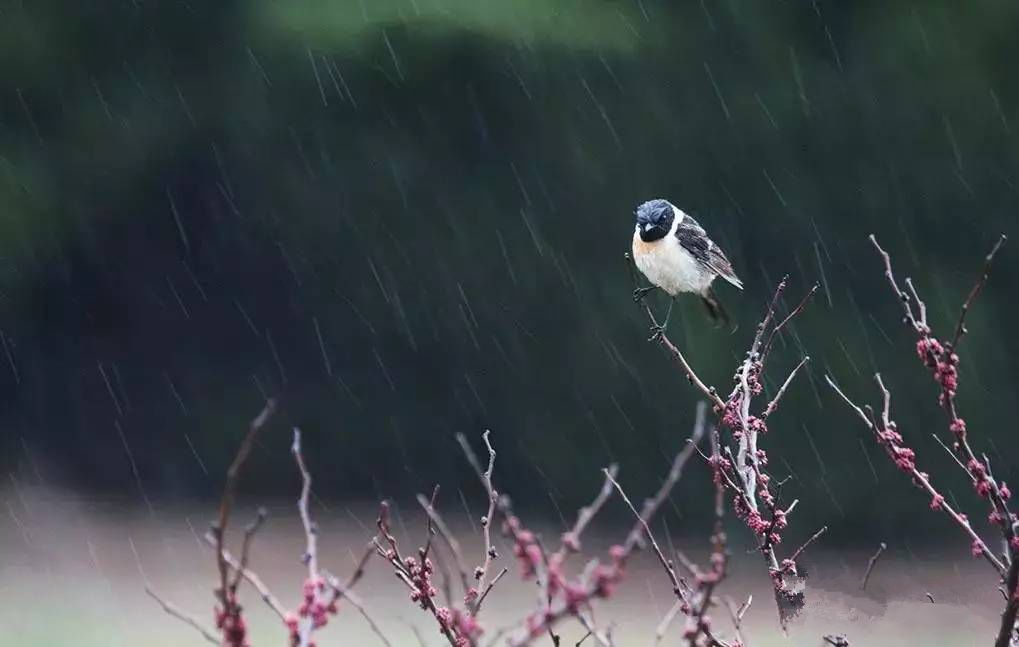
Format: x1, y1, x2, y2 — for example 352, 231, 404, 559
675, 215, 744, 290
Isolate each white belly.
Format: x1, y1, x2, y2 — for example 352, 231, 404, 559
632, 228, 713, 296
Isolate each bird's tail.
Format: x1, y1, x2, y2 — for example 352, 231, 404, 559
701, 288, 730, 328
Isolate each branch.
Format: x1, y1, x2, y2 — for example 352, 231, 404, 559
860, 542, 886, 591
554, 463, 620, 561
231, 507, 268, 592
763, 356, 810, 418
604, 470, 688, 606
146, 586, 219, 645
213, 399, 277, 615
952, 234, 1006, 349
417, 489, 472, 599
763, 284, 819, 361
825, 375, 1005, 575
623, 401, 708, 553
626, 253, 726, 410
323, 570, 393, 647
203, 533, 289, 620
868, 236, 923, 332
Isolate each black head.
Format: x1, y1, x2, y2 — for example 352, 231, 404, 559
634, 199, 675, 242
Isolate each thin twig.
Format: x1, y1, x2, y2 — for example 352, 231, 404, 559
763, 356, 810, 418
554, 464, 620, 562
861, 542, 886, 591
622, 402, 708, 553
231, 507, 268, 592
787, 525, 827, 567
323, 571, 393, 647
951, 234, 1007, 349
653, 600, 683, 647
417, 489, 472, 599
627, 253, 726, 410
203, 533, 289, 620
474, 567, 508, 615
214, 399, 277, 610
146, 586, 219, 645
825, 376, 1006, 575
604, 469, 686, 604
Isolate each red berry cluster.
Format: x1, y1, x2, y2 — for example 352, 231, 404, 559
283, 576, 338, 647
405, 555, 438, 609
215, 592, 248, 647
435, 606, 482, 646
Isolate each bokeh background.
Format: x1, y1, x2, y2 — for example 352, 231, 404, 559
2, 0, 1017, 551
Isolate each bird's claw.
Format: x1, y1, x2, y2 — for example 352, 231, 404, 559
633, 287, 655, 302
647, 323, 666, 342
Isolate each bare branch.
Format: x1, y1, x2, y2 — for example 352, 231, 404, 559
787, 525, 827, 567
213, 399, 277, 618
554, 464, 620, 561
604, 469, 687, 605
417, 489, 472, 598
203, 533, 289, 621
654, 600, 683, 647
323, 571, 393, 647
825, 375, 1005, 576
623, 402, 708, 553
763, 284, 819, 360
861, 542, 886, 591
952, 234, 1007, 349
627, 253, 726, 410
231, 507, 267, 592
146, 586, 219, 645
763, 356, 810, 418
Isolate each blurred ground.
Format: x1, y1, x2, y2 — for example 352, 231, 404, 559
0, 486, 1006, 646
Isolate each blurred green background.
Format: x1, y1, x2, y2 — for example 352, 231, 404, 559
1, 0, 1017, 545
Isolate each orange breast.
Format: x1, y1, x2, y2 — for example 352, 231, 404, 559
632, 232, 656, 258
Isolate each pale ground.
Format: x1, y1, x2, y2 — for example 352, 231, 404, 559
0, 487, 1007, 646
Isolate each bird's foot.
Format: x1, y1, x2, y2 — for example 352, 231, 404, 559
633, 286, 656, 302
647, 323, 667, 342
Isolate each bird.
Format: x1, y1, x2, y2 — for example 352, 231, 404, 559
631, 198, 743, 330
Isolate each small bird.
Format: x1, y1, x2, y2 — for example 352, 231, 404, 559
631, 198, 743, 329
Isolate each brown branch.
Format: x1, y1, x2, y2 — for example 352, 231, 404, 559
291, 428, 325, 647
503, 407, 708, 646
654, 600, 684, 647
825, 375, 1005, 575
860, 542, 886, 591
474, 567, 508, 615
146, 586, 219, 645
723, 595, 752, 647
763, 283, 819, 361
867, 235, 1017, 646
626, 253, 726, 410
554, 463, 620, 561
952, 234, 1007, 349
231, 507, 267, 592
292, 429, 318, 580
787, 526, 828, 568
203, 532, 289, 620
763, 356, 810, 418
623, 402, 708, 553
375, 501, 460, 647
323, 570, 393, 647
604, 469, 689, 607
474, 429, 499, 614
214, 399, 277, 611
417, 489, 472, 599
869, 236, 922, 332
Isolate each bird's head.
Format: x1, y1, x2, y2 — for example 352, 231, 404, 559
634, 199, 676, 242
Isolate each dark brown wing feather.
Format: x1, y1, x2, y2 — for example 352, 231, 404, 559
675, 215, 744, 290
